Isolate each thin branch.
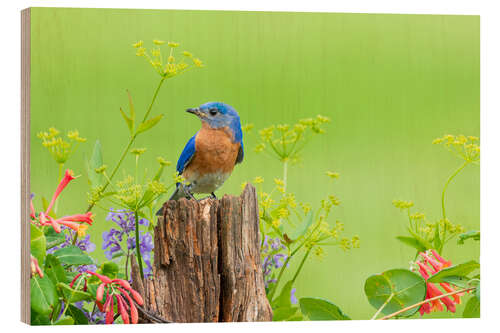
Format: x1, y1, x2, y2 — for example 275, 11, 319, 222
378, 286, 476, 320
371, 293, 394, 320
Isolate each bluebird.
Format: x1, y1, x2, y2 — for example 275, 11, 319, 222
157, 102, 244, 215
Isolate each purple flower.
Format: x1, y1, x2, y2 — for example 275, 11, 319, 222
290, 288, 298, 304
261, 237, 288, 288
102, 208, 154, 278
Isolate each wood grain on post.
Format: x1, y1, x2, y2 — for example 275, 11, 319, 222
131, 184, 272, 323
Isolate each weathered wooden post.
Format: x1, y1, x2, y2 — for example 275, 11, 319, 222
131, 184, 272, 323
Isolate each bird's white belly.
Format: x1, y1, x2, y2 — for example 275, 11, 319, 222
188, 171, 231, 194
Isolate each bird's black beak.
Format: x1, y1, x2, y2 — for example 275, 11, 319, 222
186, 107, 204, 118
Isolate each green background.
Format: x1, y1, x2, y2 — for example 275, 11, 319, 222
30, 8, 480, 320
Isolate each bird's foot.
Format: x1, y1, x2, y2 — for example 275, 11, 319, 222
197, 192, 217, 201
186, 190, 196, 201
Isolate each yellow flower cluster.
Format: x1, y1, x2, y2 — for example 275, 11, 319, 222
253, 115, 331, 162
37, 127, 86, 165
433, 134, 480, 163
130, 148, 147, 156
392, 199, 414, 210
133, 40, 203, 78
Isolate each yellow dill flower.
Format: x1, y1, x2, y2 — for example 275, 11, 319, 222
326, 171, 340, 179
351, 235, 360, 248
95, 165, 108, 174
253, 176, 264, 184
130, 148, 147, 156
272, 219, 281, 228
182, 51, 192, 57
240, 182, 248, 191
133, 40, 144, 48
278, 208, 289, 218
392, 199, 414, 210
157, 156, 171, 166
241, 123, 254, 133
254, 143, 266, 153
148, 180, 167, 195
193, 58, 203, 67
314, 246, 325, 259
300, 203, 312, 214
168, 41, 180, 47
153, 39, 166, 45
136, 47, 146, 57
151, 49, 161, 57
274, 178, 285, 187
167, 55, 175, 63
432, 137, 444, 145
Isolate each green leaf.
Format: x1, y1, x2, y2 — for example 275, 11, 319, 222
30, 224, 46, 266
30, 275, 58, 315
52, 245, 94, 266
120, 107, 134, 135
289, 211, 314, 240
88, 140, 104, 187
364, 268, 426, 317
395, 236, 427, 253
458, 231, 480, 245
463, 296, 480, 318
273, 280, 294, 309
54, 315, 75, 325
407, 228, 433, 250
127, 90, 136, 126
427, 261, 480, 284
299, 297, 351, 320
44, 227, 66, 249
272, 306, 299, 321
441, 275, 470, 289
57, 283, 93, 303
66, 304, 89, 325
30, 309, 51, 325
136, 114, 164, 135
98, 261, 119, 279
44, 254, 68, 286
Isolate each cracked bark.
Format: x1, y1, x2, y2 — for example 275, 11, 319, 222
131, 184, 272, 323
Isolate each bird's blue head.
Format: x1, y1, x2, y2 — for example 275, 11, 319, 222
186, 102, 243, 142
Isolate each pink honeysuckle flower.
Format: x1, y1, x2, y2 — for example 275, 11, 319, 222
31, 170, 94, 234
415, 250, 461, 316
30, 255, 43, 278
45, 169, 76, 215
30, 199, 36, 219
77, 271, 143, 324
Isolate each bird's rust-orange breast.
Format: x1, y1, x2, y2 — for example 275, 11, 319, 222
184, 124, 240, 179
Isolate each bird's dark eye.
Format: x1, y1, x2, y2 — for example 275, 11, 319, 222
209, 108, 218, 116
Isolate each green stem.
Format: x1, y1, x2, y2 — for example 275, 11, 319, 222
74, 78, 166, 245
283, 160, 288, 193
135, 210, 145, 280
441, 161, 469, 220
142, 77, 166, 123
371, 293, 394, 320
291, 247, 312, 283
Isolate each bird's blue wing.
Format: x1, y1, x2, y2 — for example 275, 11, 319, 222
176, 134, 196, 174
236, 141, 244, 164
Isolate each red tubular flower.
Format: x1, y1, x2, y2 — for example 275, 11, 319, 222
105, 295, 115, 324
415, 250, 461, 316
30, 255, 43, 278
45, 169, 76, 215
30, 199, 36, 219
79, 271, 143, 324
56, 212, 94, 224
31, 169, 93, 235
